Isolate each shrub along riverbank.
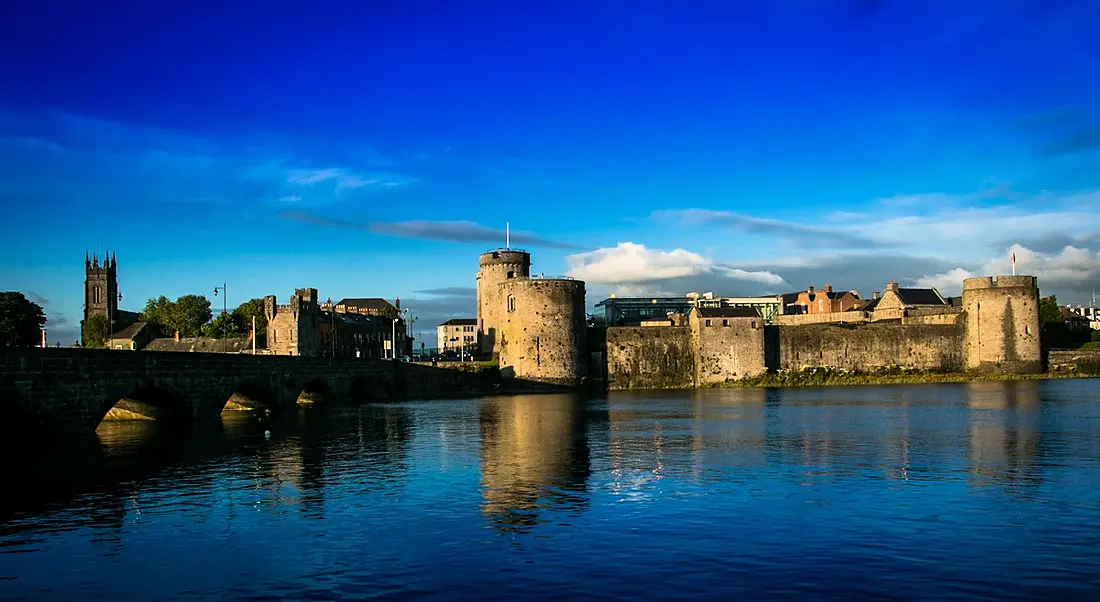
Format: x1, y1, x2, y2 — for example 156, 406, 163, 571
721, 364, 1100, 389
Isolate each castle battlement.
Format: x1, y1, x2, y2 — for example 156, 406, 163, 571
962, 275, 1038, 291
478, 250, 532, 268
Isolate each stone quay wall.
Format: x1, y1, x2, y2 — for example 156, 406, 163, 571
604, 326, 695, 390
774, 322, 966, 372
1047, 349, 1100, 372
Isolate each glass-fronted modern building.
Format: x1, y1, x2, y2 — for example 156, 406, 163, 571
592, 296, 696, 326
593, 294, 787, 326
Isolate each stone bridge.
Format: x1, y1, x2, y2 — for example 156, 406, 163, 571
1, 349, 561, 437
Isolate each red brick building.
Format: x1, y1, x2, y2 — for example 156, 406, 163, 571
789, 284, 863, 314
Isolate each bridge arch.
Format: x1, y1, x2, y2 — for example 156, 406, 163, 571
100, 384, 190, 427
223, 381, 280, 413
348, 377, 375, 404
298, 378, 335, 407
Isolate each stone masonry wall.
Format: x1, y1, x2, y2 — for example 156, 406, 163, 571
605, 327, 694, 390
498, 278, 586, 386
775, 312, 868, 326
1047, 349, 1100, 372
963, 276, 1042, 373
776, 322, 966, 372
692, 316, 766, 385
477, 250, 531, 356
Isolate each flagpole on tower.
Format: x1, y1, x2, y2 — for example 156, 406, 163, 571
506, 222, 510, 250
1011, 250, 1016, 276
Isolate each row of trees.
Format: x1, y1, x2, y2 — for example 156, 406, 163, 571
79, 295, 269, 348
139, 295, 268, 340
1, 291, 269, 349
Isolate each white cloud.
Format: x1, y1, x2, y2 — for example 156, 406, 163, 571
914, 268, 974, 295
287, 167, 346, 185
286, 167, 417, 196
565, 242, 787, 286
279, 195, 302, 202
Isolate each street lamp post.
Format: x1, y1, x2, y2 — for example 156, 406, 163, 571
107, 292, 123, 349
213, 283, 227, 354
327, 298, 335, 357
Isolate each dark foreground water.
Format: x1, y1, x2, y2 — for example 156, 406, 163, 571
3, 380, 1100, 601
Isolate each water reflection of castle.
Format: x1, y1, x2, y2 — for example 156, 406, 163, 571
966, 381, 1042, 491
478, 395, 593, 532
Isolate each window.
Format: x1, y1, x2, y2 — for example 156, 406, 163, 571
507, 295, 516, 312
507, 270, 515, 279
274, 329, 278, 343
93, 285, 101, 304
722, 319, 728, 327
705, 319, 711, 327
818, 299, 824, 311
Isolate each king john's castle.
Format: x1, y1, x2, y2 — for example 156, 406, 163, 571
472, 247, 1042, 389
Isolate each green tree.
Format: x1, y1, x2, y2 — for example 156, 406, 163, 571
141, 295, 173, 336
0, 292, 47, 347
232, 298, 267, 342
202, 312, 241, 339
378, 305, 398, 320
140, 294, 212, 337
1039, 295, 1064, 326
171, 294, 212, 337
82, 313, 109, 348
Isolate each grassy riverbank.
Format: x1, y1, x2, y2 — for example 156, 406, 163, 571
720, 365, 1100, 389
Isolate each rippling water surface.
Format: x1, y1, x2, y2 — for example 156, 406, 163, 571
3, 380, 1100, 600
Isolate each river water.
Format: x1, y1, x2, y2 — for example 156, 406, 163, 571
2, 380, 1100, 600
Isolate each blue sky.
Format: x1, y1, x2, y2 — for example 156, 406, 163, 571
2, 0, 1100, 345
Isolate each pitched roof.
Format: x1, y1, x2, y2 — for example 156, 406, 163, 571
109, 321, 150, 340
145, 336, 253, 353
439, 318, 477, 326
896, 288, 947, 306
858, 297, 881, 312
116, 309, 141, 323
696, 307, 761, 318
335, 298, 395, 311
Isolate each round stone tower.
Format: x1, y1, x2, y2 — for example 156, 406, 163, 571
477, 249, 531, 356
962, 275, 1041, 373
498, 278, 587, 386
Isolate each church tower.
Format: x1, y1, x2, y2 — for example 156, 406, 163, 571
84, 250, 119, 327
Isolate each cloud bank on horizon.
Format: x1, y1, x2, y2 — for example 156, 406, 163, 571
564, 187, 1100, 303
1, 0, 1099, 346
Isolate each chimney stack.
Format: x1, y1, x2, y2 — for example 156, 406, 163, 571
886, 280, 899, 294
824, 284, 833, 293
